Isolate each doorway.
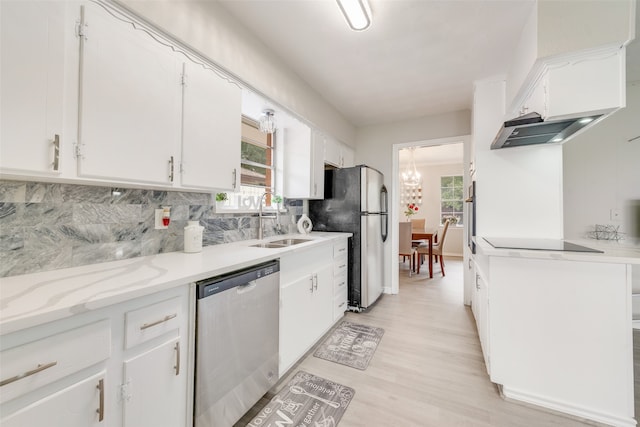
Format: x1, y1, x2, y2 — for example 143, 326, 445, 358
390, 135, 471, 303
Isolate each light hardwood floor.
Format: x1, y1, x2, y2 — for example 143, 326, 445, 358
237, 258, 618, 426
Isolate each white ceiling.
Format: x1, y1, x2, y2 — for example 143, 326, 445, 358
218, 0, 536, 127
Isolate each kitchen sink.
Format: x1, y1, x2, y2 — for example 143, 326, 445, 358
269, 238, 312, 246
250, 238, 313, 248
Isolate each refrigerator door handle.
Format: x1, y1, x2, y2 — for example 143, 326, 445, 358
380, 185, 388, 242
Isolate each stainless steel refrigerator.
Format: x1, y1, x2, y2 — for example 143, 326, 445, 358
309, 165, 388, 311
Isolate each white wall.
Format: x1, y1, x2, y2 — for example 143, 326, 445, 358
563, 81, 640, 244
117, 0, 356, 147
356, 111, 471, 293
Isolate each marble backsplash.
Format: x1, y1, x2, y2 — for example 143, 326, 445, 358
0, 180, 303, 278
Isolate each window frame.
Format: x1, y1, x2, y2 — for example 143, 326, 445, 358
215, 117, 281, 212
439, 174, 464, 226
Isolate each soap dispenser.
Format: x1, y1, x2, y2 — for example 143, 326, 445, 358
184, 221, 204, 253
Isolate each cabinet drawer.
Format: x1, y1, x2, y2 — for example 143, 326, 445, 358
125, 297, 181, 349
333, 240, 348, 258
334, 273, 348, 294
333, 289, 348, 321
333, 256, 348, 277
0, 320, 110, 404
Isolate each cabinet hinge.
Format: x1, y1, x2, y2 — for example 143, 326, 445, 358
120, 380, 132, 403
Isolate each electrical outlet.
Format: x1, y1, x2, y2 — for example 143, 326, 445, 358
155, 209, 168, 229
610, 208, 621, 221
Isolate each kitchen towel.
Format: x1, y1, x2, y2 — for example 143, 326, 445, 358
246, 371, 354, 427
313, 321, 385, 370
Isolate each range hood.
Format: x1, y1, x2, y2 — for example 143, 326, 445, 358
490, 112, 602, 150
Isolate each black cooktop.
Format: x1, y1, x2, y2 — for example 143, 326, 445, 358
483, 237, 603, 253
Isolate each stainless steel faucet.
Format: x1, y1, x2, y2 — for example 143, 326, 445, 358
258, 191, 278, 240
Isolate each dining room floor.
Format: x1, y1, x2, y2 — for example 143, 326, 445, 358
237, 258, 613, 426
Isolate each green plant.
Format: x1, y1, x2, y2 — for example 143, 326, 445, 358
215, 192, 228, 202
272, 195, 283, 204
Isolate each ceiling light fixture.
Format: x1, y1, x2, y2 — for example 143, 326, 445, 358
401, 147, 421, 187
336, 0, 372, 31
259, 109, 276, 134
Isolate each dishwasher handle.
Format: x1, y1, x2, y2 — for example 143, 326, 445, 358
237, 281, 257, 294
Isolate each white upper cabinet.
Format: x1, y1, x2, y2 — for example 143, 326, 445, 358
181, 62, 241, 191
78, 2, 182, 186
341, 144, 355, 168
325, 136, 355, 168
324, 135, 341, 167
281, 118, 324, 199
512, 48, 625, 122
0, 1, 70, 176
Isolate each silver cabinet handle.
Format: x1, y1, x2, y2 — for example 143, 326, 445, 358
168, 156, 175, 182
313, 274, 318, 291
52, 134, 60, 171
0, 361, 58, 387
309, 276, 314, 293
475, 273, 480, 290
140, 313, 177, 330
96, 378, 105, 422
338, 264, 346, 269
338, 302, 345, 308
174, 342, 180, 376
232, 168, 237, 190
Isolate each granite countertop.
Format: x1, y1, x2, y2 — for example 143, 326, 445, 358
476, 236, 640, 264
0, 232, 351, 335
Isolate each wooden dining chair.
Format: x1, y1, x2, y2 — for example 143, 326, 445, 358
411, 218, 425, 231
398, 222, 417, 276
416, 219, 450, 277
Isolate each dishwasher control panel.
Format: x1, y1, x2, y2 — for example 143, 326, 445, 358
195, 260, 280, 299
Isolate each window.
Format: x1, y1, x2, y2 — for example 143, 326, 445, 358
440, 175, 463, 225
218, 118, 277, 210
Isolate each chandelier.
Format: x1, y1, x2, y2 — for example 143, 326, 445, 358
259, 109, 276, 134
401, 147, 421, 187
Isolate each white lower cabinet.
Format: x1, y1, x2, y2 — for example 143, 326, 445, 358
470, 258, 490, 375
122, 338, 182, 427
279, 242, 335, 377
1, 371, 106, 427
0, 286, 191, 427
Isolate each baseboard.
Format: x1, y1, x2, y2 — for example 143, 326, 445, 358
501, 385, 636, 427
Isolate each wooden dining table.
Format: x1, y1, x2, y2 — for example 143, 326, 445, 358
412, 227, 438, 278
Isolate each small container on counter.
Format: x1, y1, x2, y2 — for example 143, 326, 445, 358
184, 220, 204, 253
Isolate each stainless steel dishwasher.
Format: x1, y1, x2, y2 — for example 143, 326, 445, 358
194, 260, 280, 427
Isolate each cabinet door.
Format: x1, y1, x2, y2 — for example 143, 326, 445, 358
312, 264, 334, 335
279, 274, 315, 376
310, 130, 325, 199
341, 145, 355, 168
181, 62, 241, 191
1, 372, 105, 427
282, 122, 312, 199
324, 136, 341, 168
123, 338, 183, 427
78, 3, 182, 185
0, 1, 68, 176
